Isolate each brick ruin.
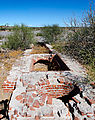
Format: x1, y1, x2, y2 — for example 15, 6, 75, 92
0, 44, 95, 120
31, 54, 70, 71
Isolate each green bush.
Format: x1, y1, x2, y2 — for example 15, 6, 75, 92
36, 32, 43, 36
41, 24, 62, 44
0, 35, 4, 40
2, 24, 35, 50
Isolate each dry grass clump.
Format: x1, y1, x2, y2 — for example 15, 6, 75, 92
0, 50, 23, 59
30, 45, 50, 54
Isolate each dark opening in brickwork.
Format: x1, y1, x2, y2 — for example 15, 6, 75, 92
33, 54, 70, 71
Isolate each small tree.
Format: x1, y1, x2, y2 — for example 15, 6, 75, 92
3, 24, 35, 50
41, 24, 62, 44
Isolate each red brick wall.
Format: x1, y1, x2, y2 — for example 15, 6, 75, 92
3, 79, 16, 93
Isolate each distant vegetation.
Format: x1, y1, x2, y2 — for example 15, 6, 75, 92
2, 24, 35, 50
0, 26, 12, 31
41, 24, 62, 43
0, 35, 4, 40
36, 32, 43, 36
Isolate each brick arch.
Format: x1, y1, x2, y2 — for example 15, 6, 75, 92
34, 59, 50, 65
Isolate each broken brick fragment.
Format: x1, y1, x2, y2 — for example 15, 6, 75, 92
74, 117, 79, 120
16, 95, 23, 101
46, 80, 50, 85
14, 110, 18, 115
47, 95, 52, 104
28, 96, 33, 103
30, 106, 35, 111
32, 93, 37, 97
33, 100, 40, 108
35, 116, 40, 120
41, 93, 46, 101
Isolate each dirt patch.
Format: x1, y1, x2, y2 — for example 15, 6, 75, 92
34, 63, 48, 71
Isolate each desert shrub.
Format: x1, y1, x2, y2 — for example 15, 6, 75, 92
41, 24, 62, 44
65, 27, 95, 66
2, 24, 35, 50
0, 35, 4, 40
63, 1, 95, 81
64, 2, 95, 66
52, 41, 65, 53
36, 32, 43, 36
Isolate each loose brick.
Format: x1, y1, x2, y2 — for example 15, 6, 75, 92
41, 94, 46, 103
28, 96, 33, 103
47, 95, 52, 104
35, 116, 40, 120
30, 106, 35, 111
16, 95, 23, 101
23, 98, 27, 103
14, 110, 18, 115
46, 80, 50, 85
74, 117, 79, 120
32, 93, 37, 97
33, 100, 40, 108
